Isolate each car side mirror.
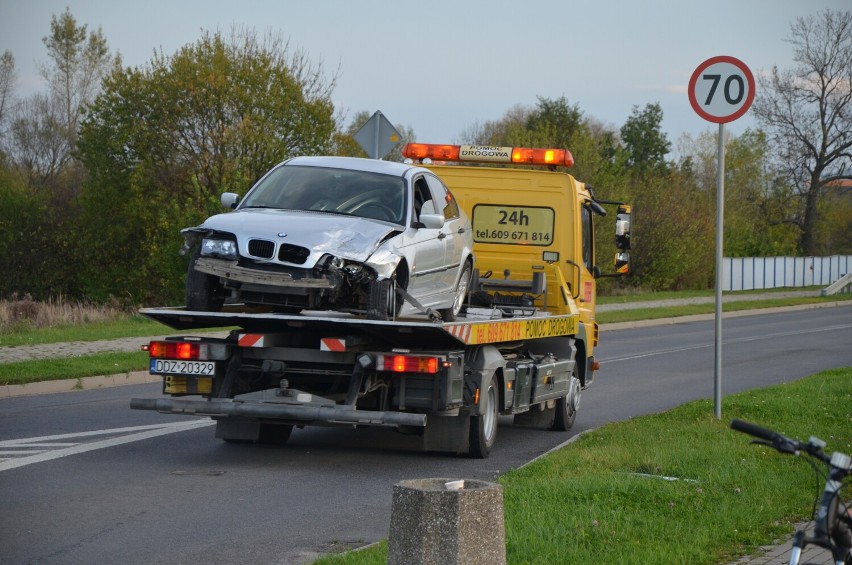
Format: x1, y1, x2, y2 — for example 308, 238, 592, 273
221, 192, 240, 209
418, 214, 445, 229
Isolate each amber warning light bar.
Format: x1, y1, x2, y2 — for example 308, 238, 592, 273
402, 144, 574, 168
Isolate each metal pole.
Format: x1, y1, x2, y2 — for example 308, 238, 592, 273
714, 123, 725, 419
373, 111, 382, 159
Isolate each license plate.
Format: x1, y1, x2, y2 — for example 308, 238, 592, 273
150, 359, 215, 376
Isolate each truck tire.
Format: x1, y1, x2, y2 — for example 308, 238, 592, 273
469, 372, 499, 458
258, 423, 294, 445
552, 368, 581, 431
185, 249, 225, 312
439, 262, 471, 322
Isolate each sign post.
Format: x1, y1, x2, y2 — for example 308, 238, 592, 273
688, 56, 755, 419
353, 111, 402, 159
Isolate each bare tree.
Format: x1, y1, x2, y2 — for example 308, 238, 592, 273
41, 8, 112, 149
7, 93, 70, 191
0, 50, 15, 131
753, 9, 852, 255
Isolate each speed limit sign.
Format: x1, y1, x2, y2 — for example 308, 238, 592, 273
689, 55, 755, 123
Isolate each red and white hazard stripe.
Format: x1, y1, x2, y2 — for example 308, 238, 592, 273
238, 334, 265, 348
320, 338, 347, 352
446, 324, 472, 343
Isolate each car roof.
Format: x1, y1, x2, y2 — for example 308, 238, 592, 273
285, 156, 420, 177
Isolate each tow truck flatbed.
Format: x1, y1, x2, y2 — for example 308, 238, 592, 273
139, 306, 581, 348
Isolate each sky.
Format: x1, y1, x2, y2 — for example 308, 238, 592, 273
1, 0, 849, 155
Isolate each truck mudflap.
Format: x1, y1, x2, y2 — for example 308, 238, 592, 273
129, 396, 427, 428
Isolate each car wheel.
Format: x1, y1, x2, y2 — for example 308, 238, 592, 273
439, 262, 471, 322
367, 277, 395, 320
469, 372, 499, 458
185, 249, 225, 312
552, 368, 581, 431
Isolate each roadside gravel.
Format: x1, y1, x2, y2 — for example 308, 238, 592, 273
0, 331, 229, 364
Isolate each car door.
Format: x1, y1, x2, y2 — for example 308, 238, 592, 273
424, 174, 467, 295
397, 174, 446, 300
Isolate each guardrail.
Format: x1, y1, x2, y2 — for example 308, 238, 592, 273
821, 272, 852, 296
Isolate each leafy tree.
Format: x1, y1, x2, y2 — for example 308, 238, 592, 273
628, 172, 715, 290
815, 181, 852, 254
525, 96, 585, 149
752, 9, 852, 255
677, 129, 798, 258
619, 102, 671, 176
77, 28, 339, 302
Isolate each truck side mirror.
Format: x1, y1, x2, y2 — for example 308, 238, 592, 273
221, 192, 240, 209
614, 252, 631, 275
615, 204, 631, 251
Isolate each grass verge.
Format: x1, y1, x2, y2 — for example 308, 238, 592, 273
0, 351, 149, 386
315, 367, 852, 564
597, 293, 852, 324
0, 315, 170, 347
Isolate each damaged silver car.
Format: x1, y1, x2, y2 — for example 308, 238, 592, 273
181, 156, 474, 320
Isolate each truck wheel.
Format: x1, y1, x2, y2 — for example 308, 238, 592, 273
186, 249, 225, 312
439, 262, 471, 322
469, 372, 499, 458
258, 423, 294, 445
552, 369, 581, 431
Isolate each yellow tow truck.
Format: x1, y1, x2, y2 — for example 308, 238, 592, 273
131, 143, 631, 458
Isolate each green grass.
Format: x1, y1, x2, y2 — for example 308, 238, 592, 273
597, 293, 852, 324
596, 285, 826, 304
0, 351, 150, 385
0, 314, 170, 347
314, 367, 852, 564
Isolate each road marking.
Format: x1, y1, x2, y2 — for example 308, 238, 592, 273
602, 323, 852, 364
0, 419, 214, 472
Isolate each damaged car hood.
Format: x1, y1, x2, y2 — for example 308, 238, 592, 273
195, 208, 401, 263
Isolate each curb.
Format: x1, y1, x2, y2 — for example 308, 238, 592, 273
1, 370, 159, 399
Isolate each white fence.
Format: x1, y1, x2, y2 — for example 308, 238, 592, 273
723, 255, 852, 291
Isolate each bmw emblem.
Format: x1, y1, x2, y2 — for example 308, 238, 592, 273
277, 232, 287, 238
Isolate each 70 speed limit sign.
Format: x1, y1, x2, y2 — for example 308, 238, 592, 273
689, 55, 755, 123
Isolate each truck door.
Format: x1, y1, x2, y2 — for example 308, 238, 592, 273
579, 202, 596, 312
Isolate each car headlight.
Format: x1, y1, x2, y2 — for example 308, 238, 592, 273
201, 238, 238, 259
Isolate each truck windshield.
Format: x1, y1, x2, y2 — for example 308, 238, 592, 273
240, 165, 407, 225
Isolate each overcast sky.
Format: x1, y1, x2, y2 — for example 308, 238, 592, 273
2, 0, 848, 154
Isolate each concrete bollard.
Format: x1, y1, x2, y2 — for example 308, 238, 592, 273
387, 478, 506, 565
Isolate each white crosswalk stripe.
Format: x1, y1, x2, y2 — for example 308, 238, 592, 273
0, 420, 214, 471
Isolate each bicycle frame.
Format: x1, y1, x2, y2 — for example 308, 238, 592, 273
730, 419, 851, 565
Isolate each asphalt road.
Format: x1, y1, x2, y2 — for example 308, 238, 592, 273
1, 304, 850, 564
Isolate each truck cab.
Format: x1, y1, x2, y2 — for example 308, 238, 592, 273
402, 143, 632, 388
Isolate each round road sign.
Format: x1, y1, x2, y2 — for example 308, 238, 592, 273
689, 56, 755, 123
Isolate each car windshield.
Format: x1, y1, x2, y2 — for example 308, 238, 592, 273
240, 165, 407, 225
